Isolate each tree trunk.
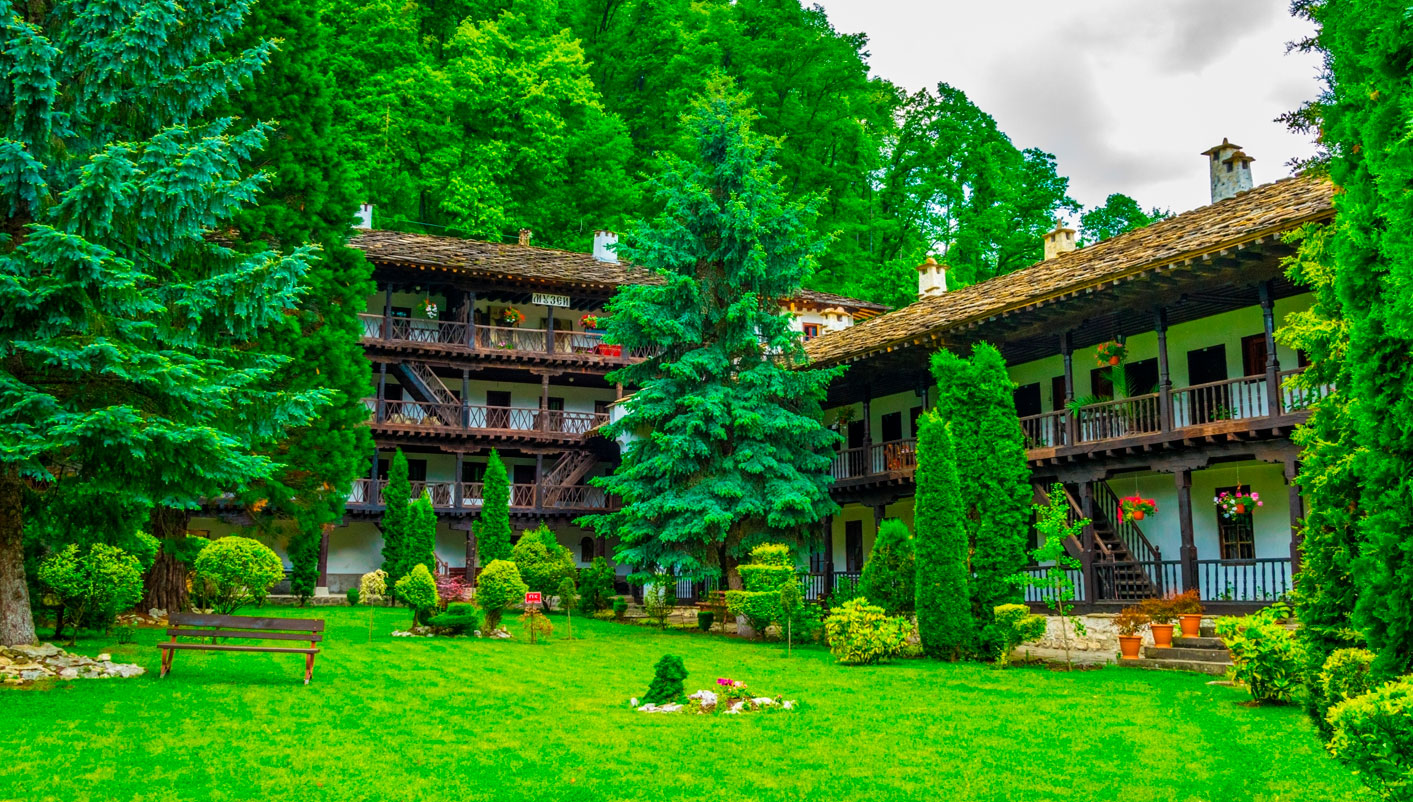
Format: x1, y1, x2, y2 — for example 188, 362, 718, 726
142, 507, 192, 613
0, 467, 36, 645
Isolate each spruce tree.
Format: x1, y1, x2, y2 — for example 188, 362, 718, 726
219, 0, 375, 589
931, 344, 1030, 651
0, 0, 323, 640
477, 450, 513, 565
914, 411, 973, 660
580, 83, 842, 585
380, 450, 411, 586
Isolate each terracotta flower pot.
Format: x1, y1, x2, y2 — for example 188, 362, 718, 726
1132, 510, 1145, 521
1236, 503, 1246, 514
1150, 623, 1174, 648
1179, 614, 1202, 638
1109, 356, 1120, 366
1118, 634, 1143, 659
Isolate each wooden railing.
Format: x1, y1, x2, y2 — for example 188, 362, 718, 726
352, 478, 615, 511
1021, 557, 1292, 604
1196, 558, 1292, 602
367, 399, 607, 436
360, 312, 655, 362
1279, 368, 1334, 413
1172, 375, 1269, 427
1075, 393, 1160, 442
831, 438, 916, 480
1020, 410, 1068, 449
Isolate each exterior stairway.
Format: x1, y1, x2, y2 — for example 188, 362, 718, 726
1080, 481, 1161, 600
393, 361, 459, 426
1119, 627, 1234, 676
539, 451, 597, 508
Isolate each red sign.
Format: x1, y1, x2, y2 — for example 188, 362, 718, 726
525, 592, 542, 604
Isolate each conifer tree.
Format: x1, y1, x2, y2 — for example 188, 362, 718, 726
931, 344, 1030, 650
0, 0, 323, 640
407, 492, 438, 580
859, 519, 915, 616
380, 450, 411, 586
581, 83, 842, 585
477, 450, 513, 565
219, 0, 375, 591
914, 411, 973, 659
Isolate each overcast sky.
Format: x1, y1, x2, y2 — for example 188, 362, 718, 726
815, 0, 1323, 218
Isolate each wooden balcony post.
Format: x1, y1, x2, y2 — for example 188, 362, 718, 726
453, 453, 464, 510
534, 453, 544, 510
465, 531, 477, 582
539, 374, 550, 431
1061, 332, 1078, 446
1260, 281, 1282, 417
545, 303, 555, 354
1175, 469, 1197, 592
376, 362, 387, 423
382, 284, 393, 341
1155, 308, 1173, 432
1285, 458, 1304, 573
460, 370, 470, 429
369, 448, 380, 485
1078, 481, 1097, 603
822, 515, 835, 591
466, 290, 477, 349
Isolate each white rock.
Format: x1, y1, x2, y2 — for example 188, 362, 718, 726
630, 697, 639, 707
12, 643, 60, 657
688, 690, 718, 708
751, 697, 775, 706
782, 700, 795, 710
659, 703, 682, 713
148, 608, 166, 619
96, 653, 111, 661
59, 668, 78, 680
728, 701, 745, 714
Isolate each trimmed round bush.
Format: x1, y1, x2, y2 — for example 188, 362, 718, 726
346, 586, 360, 606
428, 602, 483, 635
859, 519, 915, 616
394, 564, 439, 626
477, 559, 528, 632
1327, 675, 1413, 801
824, 598, 911, 665
192, 537, 284, 614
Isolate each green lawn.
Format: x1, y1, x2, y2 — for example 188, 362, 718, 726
1, 607, 1365, 802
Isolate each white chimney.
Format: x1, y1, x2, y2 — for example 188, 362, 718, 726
517, 228, 532, 247
917, 257, 947, 299
593, 230, 619, 263
821, 307, 851, 332
354, 203, 373, 230
1042, 221, 1077, 261
1202, 137, 1254, 203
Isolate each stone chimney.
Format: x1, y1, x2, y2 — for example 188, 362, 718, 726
354, 203, 373, 230
1042, 221, 1077, 261
518, 228, 532, 247
593, 230, 619, 263
821, 307, 852, 332
1202, 137, 1254, 203
917, 257, 948, 299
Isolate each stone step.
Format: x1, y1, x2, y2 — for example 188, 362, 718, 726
1143, 645, 1232, 663
1119, 657, 1231, 676
1174, 635, 1225, 649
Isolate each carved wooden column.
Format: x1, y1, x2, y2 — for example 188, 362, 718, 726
460, 370, 470, 429
376, 362, 388, 423
382, 284, 393, 341
545, 303, 555, 354
534, 453, 545, 510
822, 515, 835, 592
1175, 469, 1197, 592
453, 452, 464, 510
1061, 332, 1077, 447
1260, 281, 1282, 417
1155, 308, 1173, 432
465, 531, 477, 581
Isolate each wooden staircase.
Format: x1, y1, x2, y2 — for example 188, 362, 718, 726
1033, 481, 1162, 601
393, 362, 459, 425
539, 451, 597, 507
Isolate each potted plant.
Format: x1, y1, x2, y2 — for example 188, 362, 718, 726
423, 298, 439, 319
496, 307, 525, 328
1095, 340, 1127, 367
1137, 596, 1177, 647
1168, 589, 1204, 637
1115, 606, 1150, 659
581, 313, 605, 332
1117, 495, 1157, 523
1215, 488, 1262, 518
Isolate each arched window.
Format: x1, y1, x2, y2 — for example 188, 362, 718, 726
579, 536, 595, 564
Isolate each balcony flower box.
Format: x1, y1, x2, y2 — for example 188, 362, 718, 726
595, 344, 623, 357
581, 313, 606, 333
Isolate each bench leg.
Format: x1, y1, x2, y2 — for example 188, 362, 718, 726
305, 651, 315, 685
159, 636, 177, 678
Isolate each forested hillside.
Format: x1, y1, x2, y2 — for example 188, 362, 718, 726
322, 0, 1147, 306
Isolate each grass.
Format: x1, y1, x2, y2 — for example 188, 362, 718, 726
2, 607, 1366, 802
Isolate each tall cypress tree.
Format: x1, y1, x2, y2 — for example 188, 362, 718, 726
477, 449, 512, 565
407, 492, 438, 577
0, 0, 322, 641
580, 83, 842, 585
914, 411, 973, 660
220, 0, 375, 593
381, 449, 411, 586
931, 343, 1030, 649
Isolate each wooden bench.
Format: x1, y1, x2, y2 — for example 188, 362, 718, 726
159, 613, 325, 684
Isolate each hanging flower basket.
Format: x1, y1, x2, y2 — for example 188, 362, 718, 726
496, 307, 525, 327
581, 313, 605, 331
423, 298, 439, 319
1095, 340, 1127, 367
1215, 489, 1262, 519
1117, 495, 1157, 523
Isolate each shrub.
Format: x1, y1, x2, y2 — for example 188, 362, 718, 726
436, 574, 469, 607
476, 559, 528, 632
1326, 675, 1413, 801
642, 575, 676, 629
726, 542, 795, 634
1322, 649, 1378, 712
346, 587, 360, 606
859, 519, 915, 616
192, 537, 285, 615
824, 599, 911, 665
697, 611, 714, 632
37, 544, 144, 644
394, 564, 439, 626
512, 525, 576, 611
1138, 595, 1180, 626
476, 450, 513, 564
427, 602, 482, 635
519, 610, 553, 642
612, 597, 628, 620
578, 556, 616, 614
826, 574, 864, 609
913, 411, 973, 660
1114, 606, 1151, 637
642, 654, 688, 705
989, 603, 1047, 667
1216, 603, 1302, 704
1167, 588, 1204, 616
359, 569, 388, 605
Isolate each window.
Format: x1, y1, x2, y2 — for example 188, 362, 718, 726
462, 462, 486, 483
1090, 366, 1113, 398
1126, 358, 1159, 395
547, 397, 564, 411
809, 546, 825, 573
1013, 382, 1042, 417
845, 520, 864, 572
513, 464, 537, 485
406, 459, 426, 482
802, 323, 820, 341
1050, 376, 1067, 411
1215, 486, 1256, 561
579, 536, 595, 563
594, 399, 612, 415
880, 411, 903, 443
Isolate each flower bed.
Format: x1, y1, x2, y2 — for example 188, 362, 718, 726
630, 676, 798, 714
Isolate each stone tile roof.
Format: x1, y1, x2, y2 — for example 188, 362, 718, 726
803, 175, 1336, 366
348, 229, 887, 312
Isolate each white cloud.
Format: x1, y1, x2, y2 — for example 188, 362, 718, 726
814, 0, 1321, 216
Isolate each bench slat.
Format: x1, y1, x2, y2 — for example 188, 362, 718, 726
158, 643, 318, 655
165, 629, 323, 642
169, 613, 324, 632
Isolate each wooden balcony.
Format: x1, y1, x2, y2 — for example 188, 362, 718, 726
831, 439, 916, 488
347, 478, 618, 514
364, 398, 608, 443
358, 313, 654, 366
1018, 556, 1294, 606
